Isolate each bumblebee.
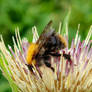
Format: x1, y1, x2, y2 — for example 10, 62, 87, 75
26, 21, 67, 72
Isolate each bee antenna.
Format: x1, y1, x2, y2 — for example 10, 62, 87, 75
45, 20, 53, 29
48, 20, 53, 25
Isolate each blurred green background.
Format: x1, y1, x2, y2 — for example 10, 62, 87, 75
0, 0, 92, 91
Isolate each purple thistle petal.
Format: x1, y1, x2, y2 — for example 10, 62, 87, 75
18, 50, 26, 64
81, 45, 88, 62
0, 23, 92, 92
8, 45, 16, 58
76, 47, 81, 64
75, 38, 80, 54
85, 41, 92, 54
65, 60, 69, 76
57, 57, 60, 79
69, 60, 74, 73
82, 59, 89, 72
23, 67, 28, 74
81, 40, 85, 48
8, 45, 21, 69
88, 47, 92, 59
65, 60, 68, 75
21, 39, 30, 58
71, 39, 74, 49
72, 47, 76, 57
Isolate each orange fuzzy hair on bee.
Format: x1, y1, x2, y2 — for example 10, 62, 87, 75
58, 34, 67, 48
26, 43, 38, 65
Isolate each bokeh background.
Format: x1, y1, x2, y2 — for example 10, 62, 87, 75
0, 0, 92, 91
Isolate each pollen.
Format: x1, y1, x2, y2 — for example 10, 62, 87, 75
26, 43, 38, 65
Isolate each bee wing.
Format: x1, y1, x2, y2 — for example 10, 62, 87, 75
36, 20, 54, 44
36, 20, 55, 55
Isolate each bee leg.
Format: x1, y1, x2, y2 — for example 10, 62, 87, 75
44, 61, 54, 72
35, 65, 42, 78
49, 52, 61, 57
50, 67, 54, 72
26, 64, 42, 78
26, 64, 33, 72
63, 53, 71, 61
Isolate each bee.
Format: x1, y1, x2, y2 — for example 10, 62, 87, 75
63, 51, 71, 61
26, 21, 67, 72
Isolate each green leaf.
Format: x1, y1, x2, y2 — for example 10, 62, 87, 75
0, 82, 11, 92
0, 56, 20, 92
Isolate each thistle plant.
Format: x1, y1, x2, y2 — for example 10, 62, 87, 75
0, 23, 92, 92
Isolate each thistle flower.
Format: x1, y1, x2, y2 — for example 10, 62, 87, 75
0, 23, 92, 92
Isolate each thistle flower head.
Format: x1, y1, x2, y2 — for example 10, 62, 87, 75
0, 23, 92, 92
